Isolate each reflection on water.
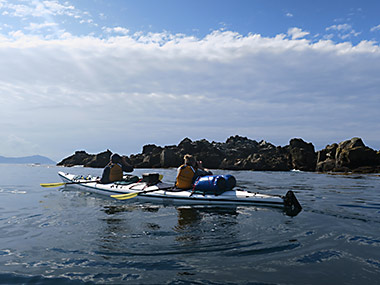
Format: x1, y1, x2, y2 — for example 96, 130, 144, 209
1, 165, 380, 284
176, 207, 202, 229
174, 206, 238, 244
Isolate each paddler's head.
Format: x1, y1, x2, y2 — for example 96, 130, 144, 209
111, 153, 122, 164
184, 154, 196, 167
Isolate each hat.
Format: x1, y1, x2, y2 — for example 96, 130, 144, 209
111, 153, 122, 163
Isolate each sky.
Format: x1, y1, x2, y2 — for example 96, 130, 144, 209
1, 0, 380, 161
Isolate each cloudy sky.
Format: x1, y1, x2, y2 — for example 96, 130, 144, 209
1, 0, 380, 161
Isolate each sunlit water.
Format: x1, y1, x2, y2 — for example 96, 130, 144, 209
0, 164, 380, 284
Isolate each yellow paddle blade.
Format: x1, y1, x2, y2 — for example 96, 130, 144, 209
159, 174, 163, 181
110, 192, 139, 200
40, 182, 66, 188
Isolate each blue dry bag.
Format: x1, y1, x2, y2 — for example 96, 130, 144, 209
193, 175, 226, 195
223, 174, 236, 191
193, 174, 236, 195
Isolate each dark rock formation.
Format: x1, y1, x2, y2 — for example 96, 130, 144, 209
224, 139, 291, 171
316, 137, 380, 173
288, 138, 317, 171
57, 136, 380, 173
316, 143, 338, 172
57, 150, 112, 168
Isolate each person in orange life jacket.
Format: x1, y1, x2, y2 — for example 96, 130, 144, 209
175, 154, 212, 189
99, 153, 133, 184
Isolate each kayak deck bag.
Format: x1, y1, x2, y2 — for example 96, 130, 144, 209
193, 174, 236, 195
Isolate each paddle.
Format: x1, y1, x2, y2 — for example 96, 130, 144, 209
40, 180, 97, 188
111, 186, 176, 200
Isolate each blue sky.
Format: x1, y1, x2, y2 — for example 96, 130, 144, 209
1, 0, 380, 161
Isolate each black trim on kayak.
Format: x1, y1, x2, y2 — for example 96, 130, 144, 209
140, 193, 285, 205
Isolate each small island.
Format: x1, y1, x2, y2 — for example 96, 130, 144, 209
0, 155, 55, 165
57, 136, 380, 174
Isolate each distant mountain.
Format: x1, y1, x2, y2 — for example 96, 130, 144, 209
0, 155, 56, 165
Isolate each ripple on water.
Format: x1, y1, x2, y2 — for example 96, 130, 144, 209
227, 241, 301, 257
0, 273, 92, 285
366, 258, 380, 269
343, 235, 380, 247
1, 166, 380, 284
0, 249, 12, 256
297, 249, 342, 264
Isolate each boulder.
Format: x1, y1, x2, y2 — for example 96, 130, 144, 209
160, 148, 180, 168
86, 150, 113, 168
316, 158, 336, 172
335, 138, 380, 170
316, 138, 380, 173
288, 138, 317, 171
240, 149, 291, 171
178, 138, 194, 154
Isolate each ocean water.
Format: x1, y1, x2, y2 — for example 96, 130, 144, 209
0, 164, 380, 284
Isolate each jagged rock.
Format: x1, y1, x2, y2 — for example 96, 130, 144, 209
224, 135, 259, 158
288, 138, 317, 171
86, 150, 113, 168
316, 138, 380, 173
143, 144, 162, 155
336, 138, 379, 169
317, 144, 337, 162
57, 136, 380, 173
178, 138, 194, 154
239, 149, 291, 171
316, 158, 336, 172
316, 144, 338, 172
160, 148, 175, 168
258, 140, 275, 152
219, 140, 291, 171
57, 150, 112, 168
129, 153, 144, 167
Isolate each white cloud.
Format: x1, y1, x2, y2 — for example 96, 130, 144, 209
0, 30, 380, 159
24, 21, 58, 31
2, 0, 86, 20
326, 23, 360, 40
103, 26, 130, 35
286, 12, 293, 18
326, 24, 352, 32
42, 0, 75, 15
370, 24, 380, 32
287, 27, 309, 39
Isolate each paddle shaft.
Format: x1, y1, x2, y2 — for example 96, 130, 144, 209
40, 180, 98, 188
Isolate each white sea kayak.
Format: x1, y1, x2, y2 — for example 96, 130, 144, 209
56, 171, 302, 215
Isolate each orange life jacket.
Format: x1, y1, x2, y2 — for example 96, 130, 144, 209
109, 163, 123, 182
176, 164, 195, 189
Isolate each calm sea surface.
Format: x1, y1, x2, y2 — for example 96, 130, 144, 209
0, 164, 380, 284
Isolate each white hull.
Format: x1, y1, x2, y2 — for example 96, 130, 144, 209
58, 172, 302, 214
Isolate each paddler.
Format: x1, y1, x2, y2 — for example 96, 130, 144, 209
99, 153, 133, 184
175, 154, 212, 189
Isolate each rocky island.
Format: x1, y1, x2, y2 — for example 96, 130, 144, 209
57, 136, 380, 173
